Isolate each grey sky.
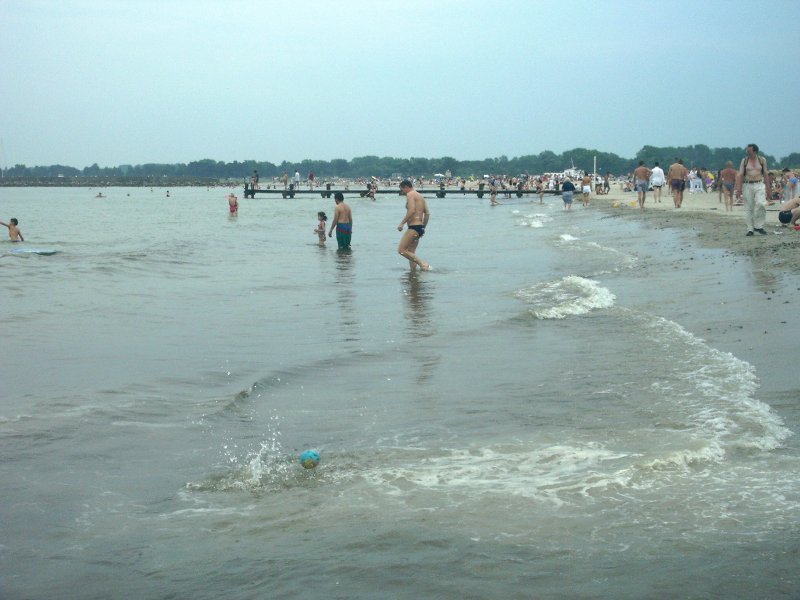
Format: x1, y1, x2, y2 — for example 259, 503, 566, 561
2, 0, 798, 168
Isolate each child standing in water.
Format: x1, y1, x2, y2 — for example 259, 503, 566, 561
227, 193, 238, 215
315, 211, 327, 246
0, 218, 24, 241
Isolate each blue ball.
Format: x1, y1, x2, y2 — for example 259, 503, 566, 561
299, 449, 320, 469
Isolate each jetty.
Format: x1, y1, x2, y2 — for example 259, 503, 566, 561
242, 183, 563, 199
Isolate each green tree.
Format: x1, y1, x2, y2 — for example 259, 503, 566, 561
778, 153, 800, 169
536, 151, 560, 173
329, 159, 349, 176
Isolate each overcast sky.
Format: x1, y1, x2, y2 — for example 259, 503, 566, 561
2, 0, 798, 168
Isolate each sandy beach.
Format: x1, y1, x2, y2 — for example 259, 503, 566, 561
587, 184, 799, 273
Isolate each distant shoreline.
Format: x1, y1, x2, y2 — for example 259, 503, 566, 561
0, 177, 239, 188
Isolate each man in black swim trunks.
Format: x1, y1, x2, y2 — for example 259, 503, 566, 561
398, 180, 431, 271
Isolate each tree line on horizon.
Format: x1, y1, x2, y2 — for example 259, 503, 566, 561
4, 145, 799, 181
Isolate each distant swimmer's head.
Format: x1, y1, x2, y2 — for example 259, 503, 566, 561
399, 179, 413, 190
779, 210, 793, 224
318, 211, 327, 220
10, 218, 18, 225
334, 192, 344, 203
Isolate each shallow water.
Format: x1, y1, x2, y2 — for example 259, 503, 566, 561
1, 187, 798, 599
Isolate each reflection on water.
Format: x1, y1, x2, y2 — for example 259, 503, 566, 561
402, 272, 439, 383
750, 261, 779, 292
335, 247, 355, 281
335, 249, 359, 344
402, 272, 433, 338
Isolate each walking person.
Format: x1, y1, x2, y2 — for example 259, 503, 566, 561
398, 180, 431, 271
667, 158, 688, 208
719, 161, 738, 212
580, 173, 592, 206
650, 162, 665, 203
561, 178, 575, 211
633, 161, 652, 210
735, 143, 769, 236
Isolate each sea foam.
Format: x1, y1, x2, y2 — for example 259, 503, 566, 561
514, 275, 616, 319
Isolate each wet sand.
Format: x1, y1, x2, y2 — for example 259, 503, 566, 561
591, 185, 799, 273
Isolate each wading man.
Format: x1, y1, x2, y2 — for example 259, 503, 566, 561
398, 180, 431, 271
328, 192, 353, 250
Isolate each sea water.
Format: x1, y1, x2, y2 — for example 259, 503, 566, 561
1, 187, 798, 599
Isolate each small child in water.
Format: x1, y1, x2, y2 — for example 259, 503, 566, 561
315, 212, 327, 246
227, 193, 238, 214
0, 218, 24, 242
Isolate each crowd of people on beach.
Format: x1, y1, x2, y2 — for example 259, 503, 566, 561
232, 144, 800, 242
616, 145, 800, 234
620, 160, 796, 204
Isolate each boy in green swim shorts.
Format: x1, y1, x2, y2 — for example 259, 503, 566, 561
328, 192, 353, 250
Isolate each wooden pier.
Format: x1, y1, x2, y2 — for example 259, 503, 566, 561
242, 183, 562, 199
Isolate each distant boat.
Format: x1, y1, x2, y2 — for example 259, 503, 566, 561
538, 159, 586, 181
562, 158, 585, 180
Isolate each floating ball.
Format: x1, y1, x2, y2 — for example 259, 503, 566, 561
299, 449, 320, 469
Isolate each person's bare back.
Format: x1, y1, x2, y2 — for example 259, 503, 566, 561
668, 162, 688, 181
335, 201, 352, 225
328, 192, 353, 250
633, 165, 651, 181
1, 218, 24, 242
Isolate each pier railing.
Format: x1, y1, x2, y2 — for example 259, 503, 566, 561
242, 182, 562, 199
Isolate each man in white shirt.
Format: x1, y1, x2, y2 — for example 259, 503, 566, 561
650, 162, 665, 203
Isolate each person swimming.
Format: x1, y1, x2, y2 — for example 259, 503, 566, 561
1, 218, 24, 242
